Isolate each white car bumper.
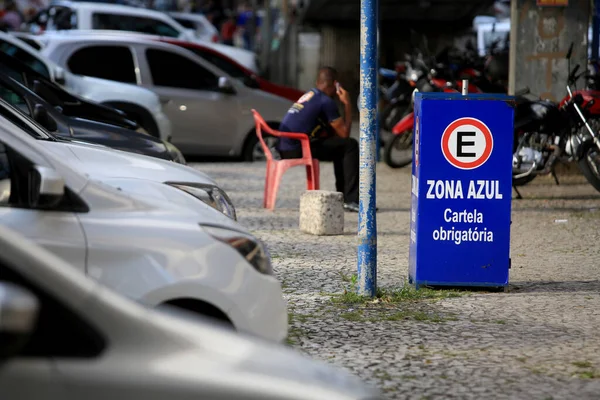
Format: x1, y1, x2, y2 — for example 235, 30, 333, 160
227, 270, 288, 343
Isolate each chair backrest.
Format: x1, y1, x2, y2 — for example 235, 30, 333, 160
252, 109, 277, 162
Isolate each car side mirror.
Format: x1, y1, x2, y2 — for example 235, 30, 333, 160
0, 282, 39, 360
32, 103, 58, 132
54, 66, 66, 85
218, 77, 236, 94
27, 165, 65, 209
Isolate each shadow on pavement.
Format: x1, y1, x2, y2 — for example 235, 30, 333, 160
508, 280, 600, 293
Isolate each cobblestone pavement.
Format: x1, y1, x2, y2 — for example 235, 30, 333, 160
193, 161, 600, 400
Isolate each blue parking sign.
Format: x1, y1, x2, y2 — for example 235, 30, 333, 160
408, 92, 515, 289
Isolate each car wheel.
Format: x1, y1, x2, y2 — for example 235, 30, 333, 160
242, 124, 281, 162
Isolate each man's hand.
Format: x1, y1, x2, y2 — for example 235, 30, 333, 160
336, 85, 351, 105
330, 83, 352, 139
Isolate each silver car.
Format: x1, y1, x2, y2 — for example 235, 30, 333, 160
0, 225, 382, 400
39, 32, 294, 160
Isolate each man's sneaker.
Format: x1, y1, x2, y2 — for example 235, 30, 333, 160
343, 202, 360, 212
343, 202, 379, 212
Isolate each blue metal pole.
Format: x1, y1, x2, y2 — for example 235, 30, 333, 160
593, 0, 600, 61
357, 0, 378, 297
375, 7, 381, 162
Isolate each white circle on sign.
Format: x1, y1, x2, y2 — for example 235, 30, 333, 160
441, 117, 493, 170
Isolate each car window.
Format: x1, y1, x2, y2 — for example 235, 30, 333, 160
146, 48, 218, 90
172, 17, 196, 30
0, 258, 106, 357
0, 40, 51, 80
67, 45, 137, 84
0, 83, 31, 117
0, 62, 26, 85
92, 13, 180, 38
14, 37, 43, 51
182, 46, 247, 79
0, 100, 46, 141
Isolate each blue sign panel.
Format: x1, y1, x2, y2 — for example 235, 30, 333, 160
408, 92, 515, 289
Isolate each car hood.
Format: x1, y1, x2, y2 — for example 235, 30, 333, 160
145, 306, 379, 400
40, 140, 216, 185
66, 117, 172, 161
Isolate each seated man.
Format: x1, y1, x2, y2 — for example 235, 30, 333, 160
277, 66, 361, 212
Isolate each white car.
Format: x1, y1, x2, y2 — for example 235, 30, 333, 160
38, 32, 293, 160
0, 225, 382, 400
168, 11, 219, 43
0, 30, 173, 141
0, 112, 287, 342
26, 1, 259, 72
0, 96, 237, 220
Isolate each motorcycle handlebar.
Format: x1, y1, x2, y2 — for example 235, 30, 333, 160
570, 64, 580, 82
566, 42, 574, 60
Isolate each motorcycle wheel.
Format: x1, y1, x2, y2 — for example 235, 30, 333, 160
578, 143, 600, 192
383, 130, 413, 169
381, 102, 409, 132
512, 173, 537, 187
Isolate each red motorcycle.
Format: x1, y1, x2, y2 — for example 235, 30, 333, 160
383, 70, 481, 168
511, 42, 600, 194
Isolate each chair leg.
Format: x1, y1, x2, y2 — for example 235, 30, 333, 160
306, 161, 320, 190
263, 161, 273, 209
306, 165, 314, 190
266, 164, 285, 210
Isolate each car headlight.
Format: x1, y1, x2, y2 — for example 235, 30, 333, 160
163, 141, 187, 165
201, 224, 272, 275
166, 183, 237, 221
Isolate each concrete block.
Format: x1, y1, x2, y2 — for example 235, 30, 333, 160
299, 190, 344, 236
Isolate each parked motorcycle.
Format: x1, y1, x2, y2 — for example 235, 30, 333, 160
512, 42, 600, 195
383, 53, 482, 169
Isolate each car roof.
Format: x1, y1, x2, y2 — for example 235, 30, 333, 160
158, 37, 253, 74
168, 12, 207, 20
49, 0, 169, 15
38, 29, 252, 65
39, 32, 234, 78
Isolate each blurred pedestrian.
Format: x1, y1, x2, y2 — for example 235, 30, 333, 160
0, 2, 22, 31
203, 0, 224, 31
220, 11, 236, 46
277, 66, 366, 212
236, 2, 254, 50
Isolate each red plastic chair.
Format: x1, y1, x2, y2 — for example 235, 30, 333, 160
251, 109, 320, 210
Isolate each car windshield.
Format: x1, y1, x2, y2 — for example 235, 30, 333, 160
0, 97, 54, 141
0, 41, 51, 79
173, 17, 196, 30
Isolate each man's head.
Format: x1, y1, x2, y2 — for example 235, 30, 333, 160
316, 66, 338, 97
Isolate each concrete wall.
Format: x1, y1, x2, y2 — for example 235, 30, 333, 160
509, 0, 590, 101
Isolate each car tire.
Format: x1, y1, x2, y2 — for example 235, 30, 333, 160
242, 122, 281, 162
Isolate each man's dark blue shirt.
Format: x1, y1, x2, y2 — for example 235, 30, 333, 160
277, 88, 341, 152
